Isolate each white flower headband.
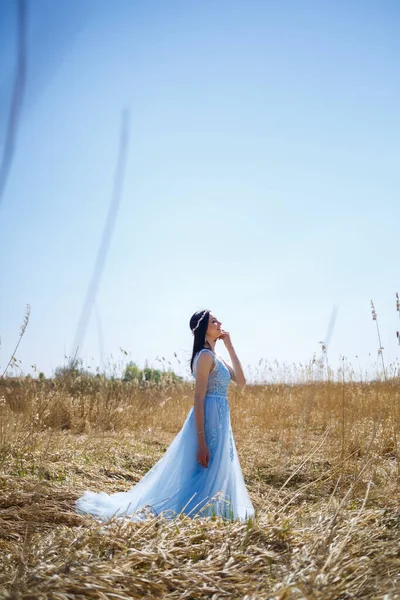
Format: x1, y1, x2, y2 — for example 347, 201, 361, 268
191, 310, 208, 336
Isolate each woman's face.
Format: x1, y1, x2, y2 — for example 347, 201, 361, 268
206, 313, 222, 339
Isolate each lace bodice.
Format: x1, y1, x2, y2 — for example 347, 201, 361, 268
192, 349, 231, 397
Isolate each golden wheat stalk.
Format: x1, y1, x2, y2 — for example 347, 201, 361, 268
370, 299, 386, 380
1, 303, 31, 378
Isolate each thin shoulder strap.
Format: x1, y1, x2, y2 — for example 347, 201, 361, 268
200, 348, 215, 357
199, 348, 216, 361
193, 348, 216, 370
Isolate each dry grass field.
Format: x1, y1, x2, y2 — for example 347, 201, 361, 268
0, 365, 399, 599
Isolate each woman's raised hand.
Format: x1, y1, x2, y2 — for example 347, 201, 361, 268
218, 329, 233, 348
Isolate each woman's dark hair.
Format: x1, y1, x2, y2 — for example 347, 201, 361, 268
189, 309, 211, 374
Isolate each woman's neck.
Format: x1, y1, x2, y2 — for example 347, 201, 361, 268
204, 340, 216, 352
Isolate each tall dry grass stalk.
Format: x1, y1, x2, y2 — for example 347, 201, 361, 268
370, 299, 386, 380
341, 356, 345, 465
1, 303, 31, 378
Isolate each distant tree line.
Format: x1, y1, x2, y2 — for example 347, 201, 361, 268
52, 357, 182, 384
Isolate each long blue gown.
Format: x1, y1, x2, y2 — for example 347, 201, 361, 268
74, 348, 255, 522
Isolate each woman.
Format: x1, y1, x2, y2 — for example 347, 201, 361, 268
74, 309, 255, 522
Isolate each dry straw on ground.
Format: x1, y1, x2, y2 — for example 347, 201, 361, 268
0, 361, 399, 599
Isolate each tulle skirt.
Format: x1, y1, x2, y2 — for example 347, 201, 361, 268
74, 393, 255, 522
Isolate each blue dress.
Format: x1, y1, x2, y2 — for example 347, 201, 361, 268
74, 349, 255, 522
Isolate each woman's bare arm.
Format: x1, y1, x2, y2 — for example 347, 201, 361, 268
224, 343, 246, 388
193, 352, 213, 442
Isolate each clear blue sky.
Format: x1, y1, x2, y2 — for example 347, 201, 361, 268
0, 0, 399, 381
